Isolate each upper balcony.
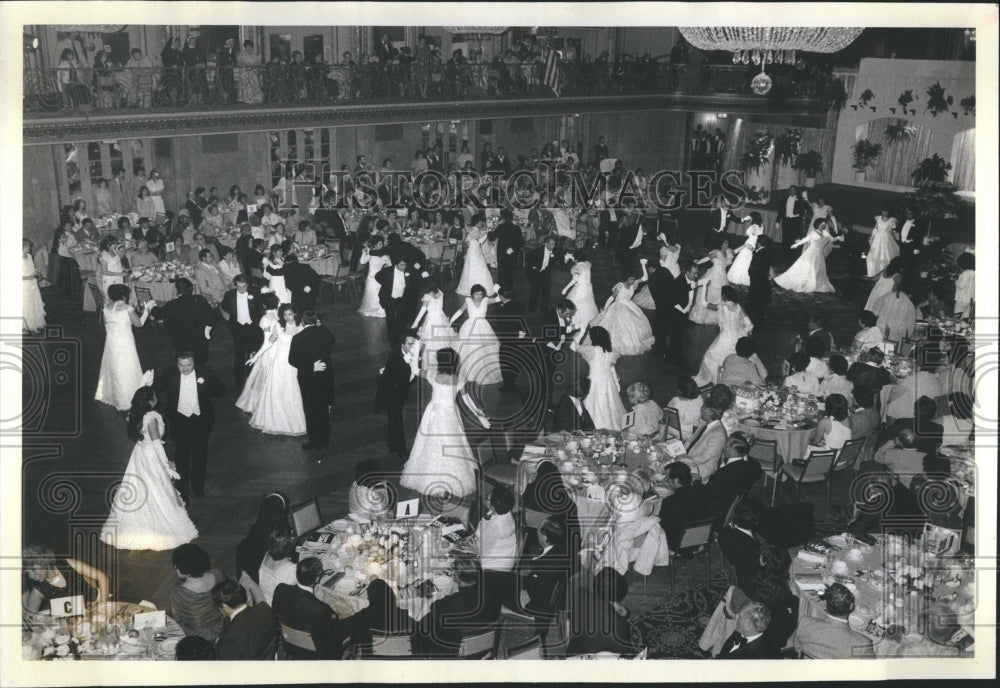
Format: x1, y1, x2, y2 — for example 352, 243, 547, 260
23, 61, 837, 143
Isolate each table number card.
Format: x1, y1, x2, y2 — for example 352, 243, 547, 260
623, 411, 636, 430
164, 241, 175, 253
49, 595, 84, 618
395, 498, 419, 520
133, 609, 167, 630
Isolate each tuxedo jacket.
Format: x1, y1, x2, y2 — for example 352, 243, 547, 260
666, 273, 696, 318
519, 546, 573, 616
220, 287, 265, 330
397, 240, 427, 270
375, 265, 420, 308
747, 241, 775, 279
846, 361, 891, 392
155, 364, 225, 424
278, 262, 321, 298
374, 349, 413, 413
657, 483, 712, 551
616, 215, 645, 250
271, 583, 344, 659
718, 630, 769, 659
598, 209, 621, 233
288, 324, 335, 398
150, 293, 218, 351
646, 266, 674, 313
802, 327, 836, 357
215, 603, 279, 661
708, 458, 763, 523
489, 222, 525, 260
551, 394, 595, 434
415, 580, 503, 656
488, 299, 528, 340
896, 217, 926, 246
708, 207, 736, 234
779, 195, 809, 221
717, 527, 761, 593
525, 245, 561, 280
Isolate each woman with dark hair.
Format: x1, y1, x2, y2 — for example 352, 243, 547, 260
808, 393, 852, 451
450, 282, 503, 386
95, 284, 154, 410
235, 492, 290, 582
727, 212, 764, 286
569, 325, 627, 431
775, 217, 837, 293
169, 544, 227, 641
865, 256, 904, 312
98, 234, 125, 298
237, 302, 307, 436
695, 285, 753, 386
257, 525, 298, 604
100, 385, 198, 550
590, 258, 655, 356
666, 375, 704, 440
357, 236, 389, 319
401, 347, 478, 497
410, 277, 455, 362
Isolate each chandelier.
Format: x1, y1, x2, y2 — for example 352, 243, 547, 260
52, 25, 127, 33
444, 27, 509, 37
679, 27, 863, 94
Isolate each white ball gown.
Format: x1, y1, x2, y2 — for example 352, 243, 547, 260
358, 251, 390, 318
416, 291, 457, 367
100, 411, 198, 551
774, 229, 835, 293
727, 226, 763, 286
236, 315, 308, 436
865, 274, 897, 312
866, 216, 900, 278
456, 297, 503, 385
401, 373, 478, 498
264, 258, 292, 304
694, 301, 754, 386
22, 254, 45, 332
566, 261, 600, 330
455, 229, 494, 297
95, 302, 144, 411
590, 282, 655, 356
689, 260, 729, 326
99, 251, 124, 299
576, 344, 627, 431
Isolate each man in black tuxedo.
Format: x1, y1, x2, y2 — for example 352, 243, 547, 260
386, 233, 427, 275
664, 261, 699, 372
220, 274, 265, 390
717, 502, 762, 593
272, 558, 354, 660
374, 32, 398, 64
707, 433, 762, 528
550, 376, 594, 433
531, 298, 579, 419
597, 201, 620, 249
717, 603, 771, 659
288, 311, 336, 451
156, 351, 224, 500
376, 256, 421, 345
489, 209, 525, 289
492, 146, 512, 175
515, 517, 574, 638
746, 235, 776, 326
488, 288, 528, 391
374, 331, 419, 464
707, 196, 751, 248
525, 235, 560, 314
412, 560, 503, 657
279, 253, 321, 313
243, 239, 267, 286
595, 136, 610, 162
150, 277, 218, 366
646, 254, 675, 356
897, 208, 925, 269
797, 315, 837, 358
233, 224, 255, 275
212, 580, 278, 660
779, 186, 809, 255
657, 461, 712, 551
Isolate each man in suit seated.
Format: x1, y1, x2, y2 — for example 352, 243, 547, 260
212, 580, 278, 660
717, 602, 771, 659
717, 501, 762, 592
684, 384, 734, 483
551, 376, 595, 433
657, 461, 711, 553
515, 517, 574, 639
846, 347, 892, 396
271, 557, 354, 659
879, 396, 943, 454
794, 583, 874, 659
848, 387, 880, 441
707, 433, 762, 527
796, 315, 836, 359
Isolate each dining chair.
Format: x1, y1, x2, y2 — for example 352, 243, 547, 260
775, 449, 838, 509
363, 630, 413, 657
663, 406, 683, 441
289, 497, 323, 539
747, 437, 783, 506
456, 628, 498, 659
495, 608, 541, 659
323, 263, 357, 305
279, 623, 317, 658
669, 516, 715, 592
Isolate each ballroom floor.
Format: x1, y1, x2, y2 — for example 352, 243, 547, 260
22, 207, 875, 624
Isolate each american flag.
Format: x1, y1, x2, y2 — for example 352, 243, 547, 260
543, 48, 562, 97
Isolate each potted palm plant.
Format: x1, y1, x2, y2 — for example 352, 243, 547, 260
851, 138, 883, 183
911, 154, 952, 184
791, 150, 824, 188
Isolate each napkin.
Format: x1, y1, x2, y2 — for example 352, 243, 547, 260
794, 573, 828, 592
796, 551, 826, 565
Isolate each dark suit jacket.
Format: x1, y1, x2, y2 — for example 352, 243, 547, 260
658, 483, 712, 551
598, 209, 621, 235
220, 287, 264, 330
271, 583, 344, 659
847, 361, 892, 392
802, 327, 836, 357
525, 245, 561, 282
718, 527, 761, 593
288, 324, 335, 402
489, 221, 524, 261
375, 265, 420, 309
707, 457, 763, 524
215, 603, 279, 660
748, 241, 775, 279
414, 580, 502, 656
666, 273, 696, 317
374, 39, 397, 64
151, 293, 218, 352
718, 630, 769, 659
155, 364, 225, 423
550, 394, 594, 434
131, 225, 165, 251
616, 215, 645, 251
395, 240, 427, 270
708, 207, 735, 233
646, 265, 673, 313
279, 262, 321, 303
520, 546, 573, 617
374, 349, 413, 413
488, 299, 528, 339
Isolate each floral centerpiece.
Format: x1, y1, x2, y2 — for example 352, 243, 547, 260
293, 243, 331, 262
131, 260, 193, 283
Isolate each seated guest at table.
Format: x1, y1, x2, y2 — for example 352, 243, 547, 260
260, 205, 283, 231
910, 452, 963, 528
666, 376, 704, 440
881, 396, 943, 454
236, 492, 290, 584
797, 315, 836, 358
169, 543, 227, 642
129, 239, 157, 267
293, 220, 318, 246
848, 388, 880, 441
793, 583, 874, 659
626, 382, 665, 439
936, 392, 974, 440
183, 192, 203, 228
174, 636, 217, 660
657, 461, 711, 552
218, 249, 242, 285
132, 217, 164, 255
819, 355, 853, 400
804, 337, 831, 381
75, 217, 101, 244
348, 459, 395, 521
717, 602, 771, 659
176, 215, 198, 247
808, 393, 852, 452
874, 428, 926, 489
516, 517, 574, 637
750, 545, 798, 658
852, 310, 883, 350
21, 543, 108, 614
194, 249, 228, 308
783, 351, 820, 396
200, 203, 225, 238
884, 364, 943, 423
566, 567, 638, 657
266, 222, 289, 250
846, 347, 891, 395
521, 461, 581, 552
412, 556, 503, 657
212, 579, 279, 660
720, 337, 767, 387
258, 525, 298, 606
356, 578, 413, 640
707, 433, 762, 526
476, 486, 518, 573
551, 376, 595, 433
717, 501, 762, 592
685, 384, 733, 483
272, 557, 353, 660
872, 283, 919, 342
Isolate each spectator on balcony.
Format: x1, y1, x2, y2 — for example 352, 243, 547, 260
183, 35, 208, 105
446, 49, 468, 98
217, 38, 237, 104
233, 40, 263, 104
287, 51, 308, 101
415, 36, 432, 98
123, 48, 154, 109
91, 51, 119, 109
56, 48, 90, 108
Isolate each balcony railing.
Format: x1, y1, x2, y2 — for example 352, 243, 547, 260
24, 62, 835, 115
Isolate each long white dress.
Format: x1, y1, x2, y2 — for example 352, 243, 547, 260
263, 258, 291, 304
401, 373, 478, 498
99, 251, 124, 299
865, 274, 896, 312
235, 311, 278, 415
145, 178, 166, 216
775, 230, 835, 293
867, 216, 900, 278
694, 302, 753, 386
95, 303, 143, 411
238, 321, 307, 436
590, 282, 655, 356
455, 230, 494, 297
457, 298, 503, 385
358, 252, 390, 318
577, 345, 627, 431
23, 254, 46, 332
566, 261, 599, 330
727, 226, 763, 286
100, 411, 198, 551
417, 291, 457, 367
689, 260, 729, 326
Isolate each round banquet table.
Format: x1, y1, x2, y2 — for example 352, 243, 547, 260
303, 254, 340, 277
736, 421, 814, 464
73, 250, 100, 273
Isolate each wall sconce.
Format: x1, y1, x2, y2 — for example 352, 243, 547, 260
24, 33, 39, 50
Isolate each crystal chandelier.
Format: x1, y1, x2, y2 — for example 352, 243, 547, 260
679, 27, 863, 94
53, 25, 127, 33
444, 27, 509, 37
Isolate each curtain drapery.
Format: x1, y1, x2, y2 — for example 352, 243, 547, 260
950, 128, 975, 192
862, 119, 934, 187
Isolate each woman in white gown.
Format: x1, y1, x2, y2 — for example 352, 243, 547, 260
867, 210, 900, 278
455, 225, 494, 297
571, 326, 627, 431
95, 285, 155, 411
234, 293, 280, 415
412, 280, 457, 367
98, 236, 125, 299
358, 238, 390, 318
694, 286, 754, 386
775, 219, 835, 293
401, 346, 478, 498
23, 240, 46, 333
562, 259, 599, 330
590, 258, 655, 356
865, 258, 904, 312
263, 245, 291, 304
100, 385, 198, 551
727, 214, 764, 286
689, 249, 730, 326
237, 303, 307, 436
450, 283, 503, 386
